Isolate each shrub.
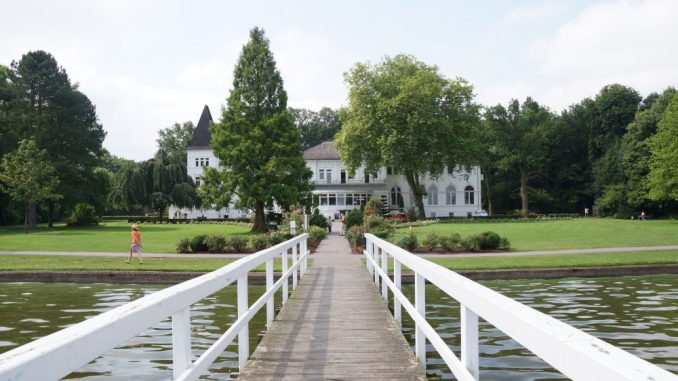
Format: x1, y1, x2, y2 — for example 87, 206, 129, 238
250, 234, 270, 251
176, 238, 192, 253
498, 237, 511, 251
205, 235, 226, 253
228, 235, 249, 252
363, 197, 384, 218
397, 228, 418, 251
461, 235, 482, 251
282, 210, 304, 234
345, 225, 365, 248
422, 232, 441, 250
190, 235, 208, 252
268, 232, 286, 246
440, 233, 462, 250
308, 225, 327, 245
462, 231, 501, 250
345, 209, 363, 229
363, 215, 394, 239
309, 210, 328, 228
67, 203, 99, 226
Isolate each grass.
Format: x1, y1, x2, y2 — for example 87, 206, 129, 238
426, 250, 678, 271
0, 255, 292, 272
392, 218, 678, 251
0, 222, 252, 253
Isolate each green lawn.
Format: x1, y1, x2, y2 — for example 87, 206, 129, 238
427, 250, 678, 271
392, 218, 678, 251
0, 222, 252, 253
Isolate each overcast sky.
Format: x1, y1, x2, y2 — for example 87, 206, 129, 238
1, 0, 677, 161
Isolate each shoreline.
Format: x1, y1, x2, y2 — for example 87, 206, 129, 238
2, 264, 677, 285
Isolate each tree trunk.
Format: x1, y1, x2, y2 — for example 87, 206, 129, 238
519, 165, 529, 216
483, 169, 493, 216
158, 206, 164, 224
26, 202, 37, 232
252, 200, 268, 233
24, 202, 29, 234
405, 171, 426, 220
47, 201, 54, 228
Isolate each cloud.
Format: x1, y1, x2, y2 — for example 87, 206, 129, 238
530, 0, 678, 110
505, 1, 567, 22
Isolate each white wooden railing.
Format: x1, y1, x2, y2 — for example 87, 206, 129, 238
363, 233, 677, 381
0, 234, 309, 381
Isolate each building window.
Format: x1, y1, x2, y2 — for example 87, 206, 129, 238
337, 194, 345, 206
320, 194, 328, 205
465, 186, 475, 205
329, 194, 336, 205
195, 177, 201, 187
326, 169, 332, 183
346, 194, 353, 205
390, 187, 402, 207
446, 185, 456, 205
195, 158, 199, 167
318, 169, 325, 180
205, 158, 209, 167
427, 185, 438, 206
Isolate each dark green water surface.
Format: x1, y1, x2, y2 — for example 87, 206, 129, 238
0, 275, 676, 380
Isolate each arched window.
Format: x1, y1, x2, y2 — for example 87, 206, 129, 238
427, 185, 438, 205
464, 186, 475, 205
446, 185, 456, 205
390, 186, 402, 206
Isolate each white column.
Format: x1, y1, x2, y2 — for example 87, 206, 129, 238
282, 249, 288, 305
237, 274, 249, 371
292, 243, 298, 290
381, 248, 388, 301
373, 243, 379, 286
415, 273, 426, 368
301, 238, 307, 276
461, 305, 479, 379
172, 307, 191, 379
266, 258, 274, 328
394, 259, 401, 328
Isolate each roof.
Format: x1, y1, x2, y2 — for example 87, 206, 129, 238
187, 105, 213, 148
303, 141, 341, 160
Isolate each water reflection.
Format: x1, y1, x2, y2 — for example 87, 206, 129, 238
0, 283, 272, 380
397, 274, 678, 380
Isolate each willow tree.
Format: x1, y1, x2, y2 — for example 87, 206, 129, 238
336, 54, 480, 219
207, 27, 312, 232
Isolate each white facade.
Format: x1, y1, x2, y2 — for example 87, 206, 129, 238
306, 155, 482, 220
169, 147, 250, 219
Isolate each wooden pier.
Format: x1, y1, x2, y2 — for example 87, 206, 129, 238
239, 231, 426, 380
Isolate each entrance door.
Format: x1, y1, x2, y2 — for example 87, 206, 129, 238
341, 170, 346, 184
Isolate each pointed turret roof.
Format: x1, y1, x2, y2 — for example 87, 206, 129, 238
187, 105, 213, 149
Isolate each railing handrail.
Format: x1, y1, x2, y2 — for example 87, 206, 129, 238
0, 234, 309, 381
363, 233, 677, 381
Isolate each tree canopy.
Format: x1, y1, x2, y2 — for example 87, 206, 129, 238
290, 107, 341, 150
206, 27, 312, 232
156, 121, 195, 161
648, 93, 678, 202
336, 54, 480, 219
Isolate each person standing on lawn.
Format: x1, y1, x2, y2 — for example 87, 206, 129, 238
127, 224, 144, 264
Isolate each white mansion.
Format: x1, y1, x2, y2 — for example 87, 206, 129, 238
170, 106, 483, 220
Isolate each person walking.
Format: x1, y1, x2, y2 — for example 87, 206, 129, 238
340, 213, 346, 236
127, 224, 144, 264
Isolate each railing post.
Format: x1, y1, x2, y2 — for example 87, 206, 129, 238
301, 237, 307, 277
366, 236, 373, 276
266, 258, 274, 328
381, 248, 388, 301
292, 242, 298, 290
282, 249, 288, 305
171, 307, 191, 379
373, 243, 379, 286
394, 259, 401, 328
415, 272, 426, 368
461, 305, 479, 379
237, 274, 249, 371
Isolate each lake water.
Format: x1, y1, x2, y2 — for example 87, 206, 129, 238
0, 275, 676, 380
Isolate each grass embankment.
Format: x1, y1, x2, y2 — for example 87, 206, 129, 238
0, 222, 251, 253
392, 218, 678, 251
0, 255, 291, 272
427, 251, 678, 271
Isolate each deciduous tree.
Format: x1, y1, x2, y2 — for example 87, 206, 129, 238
156, 121, 195, 161
648, 94, 678, 201
336, 54, 480, 219
0, 139, 61, 233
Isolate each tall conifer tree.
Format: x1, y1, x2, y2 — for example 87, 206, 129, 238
207, 27, 312, 232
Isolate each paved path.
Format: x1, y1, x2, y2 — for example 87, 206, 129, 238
1, 244, 677, 259
238, 231, 426, 380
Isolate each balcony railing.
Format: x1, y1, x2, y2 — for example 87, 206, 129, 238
313, 177, 386, 185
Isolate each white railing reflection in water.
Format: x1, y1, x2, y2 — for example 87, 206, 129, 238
363, 233, 676, 381
0, 234, 309, 381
